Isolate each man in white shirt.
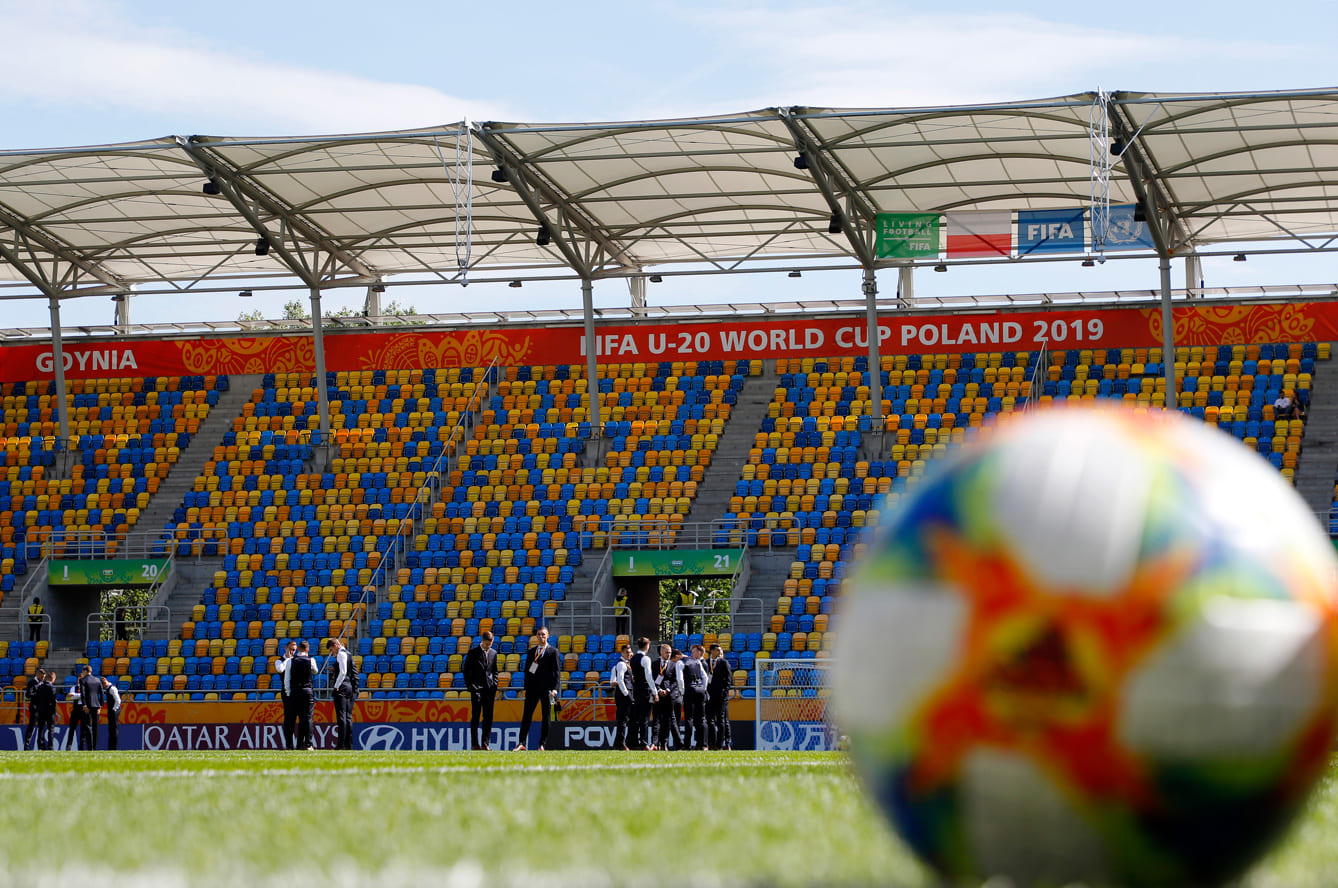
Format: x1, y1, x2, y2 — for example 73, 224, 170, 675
327, 638, 355, 750
100, 677, 122, 751
610, 643, 634, 750
274, 640, 298, 749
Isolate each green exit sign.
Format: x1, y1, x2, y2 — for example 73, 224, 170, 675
49, 559, 169, 587
612, 549, 741, 578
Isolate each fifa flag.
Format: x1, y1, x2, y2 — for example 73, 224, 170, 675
945, 211, 1012, 258
1016, 208, 1086, 255
874, 213, 941, 259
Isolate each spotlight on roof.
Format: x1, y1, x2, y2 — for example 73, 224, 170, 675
787, 270, 802, 278
1110, 139, 1126, 157
535, 227, 551, 247
509, 280, 522, 288
933, 263, 948, 273
370, 284, 386, 293
1234, 253, 1247, 262
202, 180, 222, 196
239, 290, 253, 298
254, 237, 271, 257
793, 154, 809, 170
1081, 258, 1096, 267
827, 212, 843, 235
648, 274, 663, 283
491, 168, 509, 183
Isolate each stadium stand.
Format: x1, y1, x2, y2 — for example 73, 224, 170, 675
1, 342, 1327, 704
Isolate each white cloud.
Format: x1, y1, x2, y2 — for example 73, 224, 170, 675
0, 0, 512, 138
685, 4, 1293, 110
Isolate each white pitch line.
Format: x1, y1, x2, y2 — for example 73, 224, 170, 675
0, 757, 842, 782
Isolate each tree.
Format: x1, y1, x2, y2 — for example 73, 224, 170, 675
237, 298, 420, 323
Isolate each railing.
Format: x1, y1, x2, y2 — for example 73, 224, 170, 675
1, 613, 50, 643
544, 600, 629, 639
1027, 342, 1049, 409
317, 355, 500, 675
602, 516, 801, 551
36, 528, 176, 560
87, 605, 173, 646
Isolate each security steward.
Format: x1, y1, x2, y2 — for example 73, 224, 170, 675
677, 583, 698, 635
629, 637, 656, 750
289, 640, 317, 750
27, 596, 43, 642
613, 587, 630, 636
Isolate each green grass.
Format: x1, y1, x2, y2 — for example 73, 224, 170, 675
0, 751, 1336, 886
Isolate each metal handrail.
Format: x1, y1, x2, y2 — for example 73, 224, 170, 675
318, 355, 499, 675
87, 605, 173, 646
2, 613, 51, 643
37, 528, 176, 561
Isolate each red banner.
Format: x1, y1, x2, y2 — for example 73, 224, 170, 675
0, 300, 1329, 383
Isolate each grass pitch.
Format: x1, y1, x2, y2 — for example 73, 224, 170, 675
0, 751, 1335, 887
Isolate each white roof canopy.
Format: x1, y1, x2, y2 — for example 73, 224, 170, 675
2, 88, 1337, 301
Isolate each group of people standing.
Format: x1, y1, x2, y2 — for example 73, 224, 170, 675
22, 665, 122, 751
611, 638, 733, 751
273, 637, 358, 750
463, 629, 734, 752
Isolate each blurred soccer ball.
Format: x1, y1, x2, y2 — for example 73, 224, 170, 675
834, 404, 1338, 887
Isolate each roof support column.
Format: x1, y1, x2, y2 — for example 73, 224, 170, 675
113, 294, 131, 329
1159, 257, 1177, 411
898, 266, 915, 309
47, 296, 70, 447
1184, 253, 1202, 293
309, 288, 331, 445
863, 267, 883, 430
582, 279, 602, 439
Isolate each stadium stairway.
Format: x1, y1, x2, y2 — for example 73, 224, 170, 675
676, 368, 779, 544
1292, 345, 1338, 518
132, 375, 261, 541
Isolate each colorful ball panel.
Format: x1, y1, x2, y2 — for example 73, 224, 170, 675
834, 405, 1338, 887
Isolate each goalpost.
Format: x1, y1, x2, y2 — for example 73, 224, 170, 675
755, 657, 839, 751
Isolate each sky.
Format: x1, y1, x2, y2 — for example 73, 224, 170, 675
2, 0, 1337, 328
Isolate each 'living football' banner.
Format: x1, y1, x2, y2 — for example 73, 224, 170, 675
1, 299, 1334, 382
945, 211, 1012, 258
874, 212, 941, 259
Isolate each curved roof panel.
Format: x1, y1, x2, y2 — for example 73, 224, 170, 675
0, 88, 1335, 299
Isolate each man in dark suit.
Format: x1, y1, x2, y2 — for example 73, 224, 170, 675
514, 626, 561, 751
289, 640, 317, 750
32, 672, 57, 750
629, 637, 656, 750
79, 665, 103, 750
681, 644, 709, 750
652, 644, 683, 750
23, 668, 44, 750
274, 640, 298, 749
464, 630, 499, 750
706, 642, 733, 750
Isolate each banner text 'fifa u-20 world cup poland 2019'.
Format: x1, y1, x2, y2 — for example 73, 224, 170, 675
1, 300, 1331, 382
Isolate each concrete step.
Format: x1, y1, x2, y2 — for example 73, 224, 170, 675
1293, 345, 1338, 522
135, 375, 263, 538
678, 371, 778, 536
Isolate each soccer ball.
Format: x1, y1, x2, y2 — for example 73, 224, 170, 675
833, 404, 1338, 887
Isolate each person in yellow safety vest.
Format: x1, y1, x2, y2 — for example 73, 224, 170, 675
677, 583, 697, 636
613, 587, 629, 636
27, 597, 43, 642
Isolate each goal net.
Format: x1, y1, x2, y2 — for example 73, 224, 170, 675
755, 657, 838, 751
